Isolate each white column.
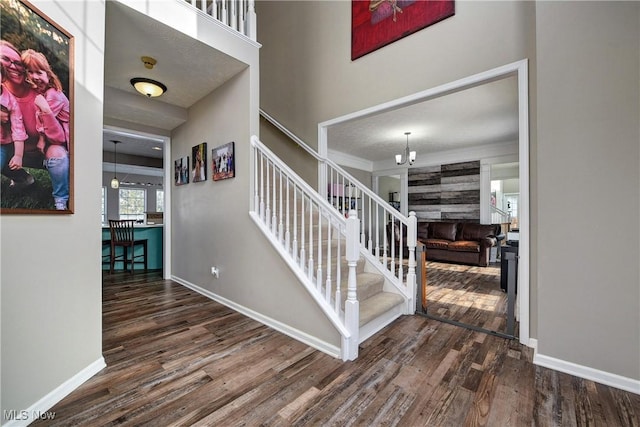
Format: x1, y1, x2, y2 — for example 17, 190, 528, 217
480, 162, 491, 224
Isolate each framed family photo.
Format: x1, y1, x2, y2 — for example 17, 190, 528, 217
0, 0, 74, 214
212, 141, 235, 181
174, 156, 189, 186
191, 142, 207, 182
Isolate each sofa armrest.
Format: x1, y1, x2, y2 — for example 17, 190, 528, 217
480, 236, 498, 249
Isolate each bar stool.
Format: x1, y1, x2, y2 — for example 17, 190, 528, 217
102, 239, 111, 268
108, 219, 148, 274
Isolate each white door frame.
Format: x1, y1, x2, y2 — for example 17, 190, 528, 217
318, 59, 531, 346
103, 125, 172, 279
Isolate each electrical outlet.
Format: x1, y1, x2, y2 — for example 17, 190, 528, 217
211, 266, 219, 278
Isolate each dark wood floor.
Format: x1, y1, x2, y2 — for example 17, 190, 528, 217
34, 271, 640, 426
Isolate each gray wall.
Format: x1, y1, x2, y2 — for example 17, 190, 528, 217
257, 0, 640, 382
1, 1, 105, 417
535, 2, 639, 380
170, 71, 340, 348
257, 1, 532, 149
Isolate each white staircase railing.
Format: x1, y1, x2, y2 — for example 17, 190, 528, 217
491, 205, 511, 226
184, 0, 257, 40
260, 109, 417, 314
323, 162, 417, 313
249, 136, 361, 361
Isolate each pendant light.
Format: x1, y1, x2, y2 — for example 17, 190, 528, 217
395, 132, 416, 166
111, 140, 121, 189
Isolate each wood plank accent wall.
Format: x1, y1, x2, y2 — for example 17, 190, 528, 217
408, 160, 480, 222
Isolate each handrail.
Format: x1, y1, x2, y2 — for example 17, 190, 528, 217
492, 205, 510, 217
260, 109, 320, 160
250, 135, 361, 360
491, 205, 511, 225
260, 109, 417, 313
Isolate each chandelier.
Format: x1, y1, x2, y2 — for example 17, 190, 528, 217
395, 132, 416, 166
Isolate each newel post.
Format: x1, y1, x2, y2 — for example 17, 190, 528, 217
246, 0, 257, 41
405, 212, 417, 314
344, 209, 360, 360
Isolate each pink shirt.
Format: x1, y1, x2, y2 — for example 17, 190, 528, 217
36, 87, 70, 148
13, 88, 66, 154
0, 84, 28, 145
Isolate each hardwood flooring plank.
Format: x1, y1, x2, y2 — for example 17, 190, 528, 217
30, 271, 640, 427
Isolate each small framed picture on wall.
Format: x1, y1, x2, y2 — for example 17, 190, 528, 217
174, 156, 189, 186
191, 142, 207, 182
212, 141, 235, 181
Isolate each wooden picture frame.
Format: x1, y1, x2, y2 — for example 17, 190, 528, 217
351, 0, 455, 60
212, 141, 235, 181
0, 0, 74, 213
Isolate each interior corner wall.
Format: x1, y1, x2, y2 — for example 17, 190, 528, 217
170, 71, 340, 350
535, 1, 640, 381
1, 1, 105, 418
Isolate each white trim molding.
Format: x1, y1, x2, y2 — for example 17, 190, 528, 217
3, 358, 106, 427
171, 276, 342, 359
534, 350, 640, 395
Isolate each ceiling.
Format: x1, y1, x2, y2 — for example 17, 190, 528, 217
103, 2, 519, 171
102, 2, 247, 159
327, 76, 519, 164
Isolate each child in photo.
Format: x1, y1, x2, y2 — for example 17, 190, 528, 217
21, 49, 70, 152
21, 49, 70, 209
0, 65, 29, 183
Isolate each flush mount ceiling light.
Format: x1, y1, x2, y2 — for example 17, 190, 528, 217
130, 77, 167, 98
130, 56, 166, 97
395, 131, 416, 166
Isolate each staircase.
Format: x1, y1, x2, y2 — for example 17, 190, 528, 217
249, 133, 417, 361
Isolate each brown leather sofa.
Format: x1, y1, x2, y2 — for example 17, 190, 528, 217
387, 221, 503, 267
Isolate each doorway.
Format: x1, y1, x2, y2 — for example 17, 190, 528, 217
102, 125, 172, 278
319, 60, 530, 345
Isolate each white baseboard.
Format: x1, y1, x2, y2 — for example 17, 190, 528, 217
3, 357, 106, 427
171, 275, 341, 359
533, 343, 640, 395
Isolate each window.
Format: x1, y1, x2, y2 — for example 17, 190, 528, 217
156, 189, 164, 212
101, 187, 106, 224
119, 188, 146, 221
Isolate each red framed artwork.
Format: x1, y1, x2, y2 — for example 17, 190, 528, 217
351, 0, 455, 60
